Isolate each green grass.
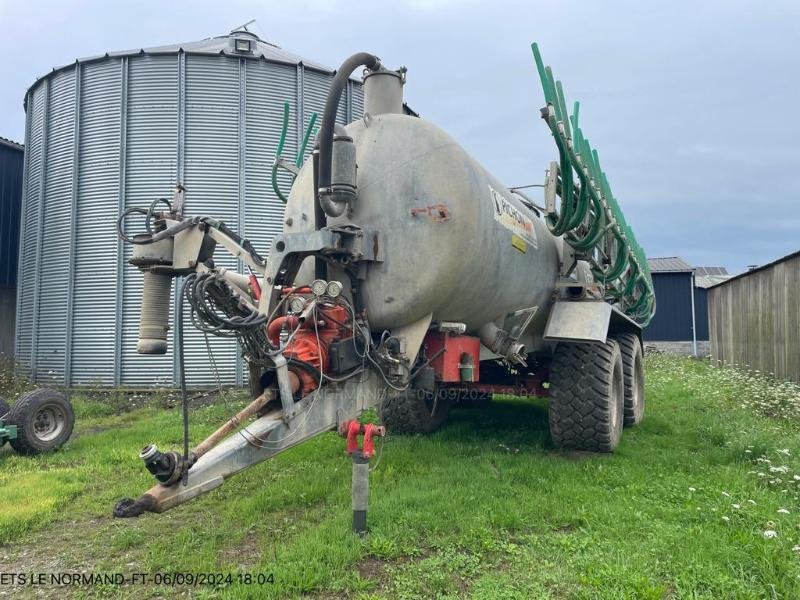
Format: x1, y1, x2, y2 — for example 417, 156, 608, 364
2, 356, 800, 599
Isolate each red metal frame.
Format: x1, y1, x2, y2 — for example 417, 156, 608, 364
441, 373, 549, 397
424, 333, 481, 383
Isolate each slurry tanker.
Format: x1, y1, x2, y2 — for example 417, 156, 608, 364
112, 44, 655, 517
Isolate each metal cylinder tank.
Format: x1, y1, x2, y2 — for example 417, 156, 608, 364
16, 28, 364, 387
285, 113, 561, 336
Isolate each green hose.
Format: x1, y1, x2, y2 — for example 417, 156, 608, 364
296, 113, 318, 168
271, 102, 291, 204
271, 102, 319, 205
531, 42, 655, 325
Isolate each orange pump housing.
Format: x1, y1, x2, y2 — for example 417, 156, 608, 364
267, 304, 351, 396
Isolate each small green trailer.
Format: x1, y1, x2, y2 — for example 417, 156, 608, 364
0, 389, 75, 455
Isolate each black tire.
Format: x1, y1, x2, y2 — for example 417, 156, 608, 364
7, 389, 75, 455
548, 339, 624, 453
613, 333, 645, 426
0, 398, 10, 447
381, 387, 452, 434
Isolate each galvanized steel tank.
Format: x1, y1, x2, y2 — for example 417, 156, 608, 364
286, 109, 562, 343
16, 28, 364, 386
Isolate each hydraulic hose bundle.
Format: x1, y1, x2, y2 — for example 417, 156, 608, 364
182, 271, 269, 365
531, 43, 655, 326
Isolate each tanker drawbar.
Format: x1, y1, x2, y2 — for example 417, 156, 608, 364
112, 44, 654, 519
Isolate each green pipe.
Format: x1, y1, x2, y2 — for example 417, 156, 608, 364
271, 166, 289, 205
272, 102, 292, 204
272, 103, 320, 205
296, 113, 318, 168
277, 102, 290, 156
555, 80, 571, 140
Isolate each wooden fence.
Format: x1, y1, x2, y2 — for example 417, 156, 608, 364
708, 251, 800, 383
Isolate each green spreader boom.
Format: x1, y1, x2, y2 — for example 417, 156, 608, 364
532, 43, 655, 326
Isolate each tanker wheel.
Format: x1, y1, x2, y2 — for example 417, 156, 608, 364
381, 386, 452, 434
612, 333, 645, 427
0, 398, 10, 447
548, 339, 624, 453
7, 389, 75, 455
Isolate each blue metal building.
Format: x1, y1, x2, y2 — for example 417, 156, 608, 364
643, 257, 729, 354
644, 257, 695, 343
0, 136, 24, 358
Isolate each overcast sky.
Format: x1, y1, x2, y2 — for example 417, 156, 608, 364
1, 0, 797, 274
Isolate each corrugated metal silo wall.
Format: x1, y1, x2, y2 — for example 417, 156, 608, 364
642, 272, 694, 342
17, 53, 363, 387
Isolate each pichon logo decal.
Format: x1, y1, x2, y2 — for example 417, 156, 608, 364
488, 185, 538, 250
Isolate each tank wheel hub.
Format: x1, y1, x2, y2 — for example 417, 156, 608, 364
33, 403, 68, 442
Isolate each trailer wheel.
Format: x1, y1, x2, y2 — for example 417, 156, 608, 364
0, 398, 10, 447
381, 387, 451, 434
613, 333, 645, 426
548, 339, 624, 452
7, 389, 75, 455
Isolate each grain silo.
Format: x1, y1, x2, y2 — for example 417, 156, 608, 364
16, 27, 364, 387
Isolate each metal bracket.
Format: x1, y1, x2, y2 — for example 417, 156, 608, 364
507, 306, 538, 340
274, 156, 300, 176
172, 185, 186, 218
260, 226, 384, 317
207, 226, 265, 274
544, 160, 559, 216
560, 242, 577, 278
543, 300, 611, 343
172, 221, 207, 270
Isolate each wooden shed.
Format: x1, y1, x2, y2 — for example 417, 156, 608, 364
708, 251, 800, 382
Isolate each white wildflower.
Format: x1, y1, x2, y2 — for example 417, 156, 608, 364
763, 530, 778, 539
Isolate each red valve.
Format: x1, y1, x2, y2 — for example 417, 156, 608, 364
339, 420, 386, 459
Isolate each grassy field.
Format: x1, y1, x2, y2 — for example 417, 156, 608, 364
2, 355, 800, 599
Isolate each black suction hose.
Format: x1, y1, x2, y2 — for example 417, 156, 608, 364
312, 146, 326, 279
317, 52, 380, 209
